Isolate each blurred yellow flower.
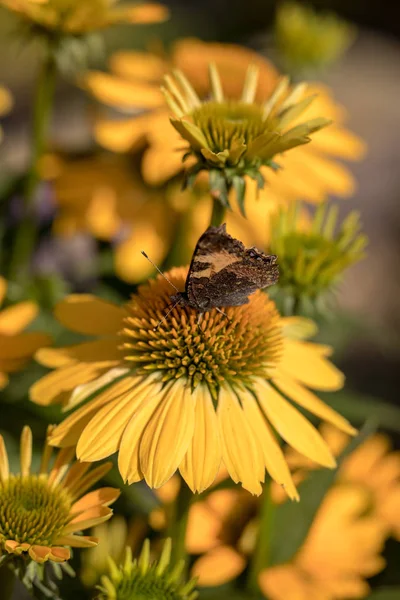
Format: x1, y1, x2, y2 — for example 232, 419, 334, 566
0, 425, 119, 563
0, 85, 12, 144
85, 38, 365, 203
0, 0, 168, 34
259, 485, 386, 600
290, 424, 400, 541
0, 277, 51, 389
275, 1, 355, 73
31, 272, 353, 497
50, 153, 174, 284
49, 153, 283, 283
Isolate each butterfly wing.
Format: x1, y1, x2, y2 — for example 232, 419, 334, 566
186, 224, 279, 311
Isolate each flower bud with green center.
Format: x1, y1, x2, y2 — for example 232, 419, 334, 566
162, 65, 331, 211
275, 1, 355, 74
268, 202, 367, 315
98, 538, 198, 600
0, 425, 119, 564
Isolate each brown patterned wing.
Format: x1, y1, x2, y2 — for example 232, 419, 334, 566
186, 224, 279, 311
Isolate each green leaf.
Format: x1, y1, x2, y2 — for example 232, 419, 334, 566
269, 420, 377, 566
232, 176, 246, 216
209, 170, 230, 208
366, 588, 400, 600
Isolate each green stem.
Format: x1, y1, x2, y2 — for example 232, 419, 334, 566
9, 48, 57, 287
0, 559, 16, 600
209, 197, 226, 227
170, 478, 193, 572
247, 481, 275, 593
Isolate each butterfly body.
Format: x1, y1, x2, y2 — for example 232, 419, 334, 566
170, 223, 279, 312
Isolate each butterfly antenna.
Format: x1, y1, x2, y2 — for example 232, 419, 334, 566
215, 307, 232, 322
153, 300, 181, 331
141, 251, 180, 292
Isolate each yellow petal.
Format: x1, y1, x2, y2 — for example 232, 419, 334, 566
191, 545, 246, 587
71, 488, 120, 515
118, 386, 166, 483
30, 362, 117, 406
311, 125, 366, 161
36, 338, 122, 368
0, 332, 51, 360
49, 376, 138, 447
0, 86, 13, 116
139, 380, 195, 488
274, 373, 356, 436
180, 385, 221, 493
54, 295, 126, 335
83, 72, 164, 109
259, 564, 311, 600
0, 435, 10, 480
0, 301, 38, 334
120, 3, 169, 24
279, 317, 318, 340
54, 535, 98, 548
66, 366, 129, 411
115, 224, 167, 283
240, 388, 299, 501
279, 338, 344, 391
186, 502, 222, 553
110, 51, 167, 83
0, 277, 6, 306
217, 384, 264, 495
77, 375, 163, 461
255, 379, 336, 468
141, 144, 184, 186
95, 115, 151, 153
20, 426, 32, 477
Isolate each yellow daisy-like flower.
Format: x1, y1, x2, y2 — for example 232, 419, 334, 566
0, 85, 12, 144
31, 269, 355, 497
259, 485, 387, 600
285, 424, 400, 541
275, 1, 355, 73
0, 277, 51, 389
0, 0, 168, 35
85, 38, 365, 202
162, 66, 331, 208
0, 425, 119, 563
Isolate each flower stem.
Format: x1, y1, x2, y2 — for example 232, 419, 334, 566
247, 481, 275, 593
170, 478, 192, 572
0, 559, 16, 600
210, 197, 226, 227
9, 48, 57, 289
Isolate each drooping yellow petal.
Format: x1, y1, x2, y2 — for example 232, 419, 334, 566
0, 332, 51, 360
118, 386, 166, 483
255, 379, 336, 468
217, 384, 264, 495
180, 385, 221, 493
0, 435, 10, 480
49, 376, 138, 447
54, 295, 126, 335
36, 338, 122, 368
240, 388, 299, 501
278, 338, 344, 391
274, 373, 356, 435
110, 51, 167, 83
30, 361, 117, 406
139, 380, 195, 488
70, 488, 120, 515
115, 224, 167, 283
77, 375, 163, 461
117, 3, 169, 24
95, 115, 151, 152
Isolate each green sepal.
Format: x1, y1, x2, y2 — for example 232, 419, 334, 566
209, 169, 231, 208
365, 589, 400, 600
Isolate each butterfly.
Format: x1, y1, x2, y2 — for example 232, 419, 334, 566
169, 223, 279, 312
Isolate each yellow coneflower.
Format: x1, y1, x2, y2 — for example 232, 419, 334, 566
84, 38, 365, 201
268, 202, 367, 312
163, 66, 331, 209
31, 268, 355, 498
0, 426, 119, 563
97, 539, 198, 600
284, 423, 400, 541
259, 485, 387, 599
275, 1, 355, 73
0, 277, 51, 389
0, 0, 168, 35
